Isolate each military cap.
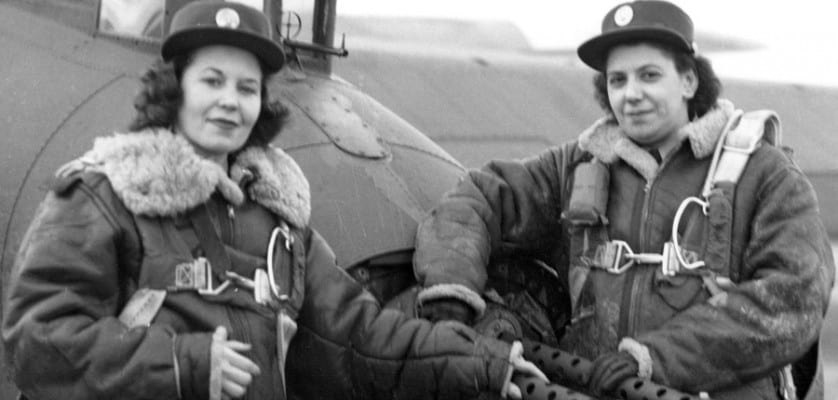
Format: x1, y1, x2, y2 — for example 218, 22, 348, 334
578, 0, 694, 71
162, 1, 285, 73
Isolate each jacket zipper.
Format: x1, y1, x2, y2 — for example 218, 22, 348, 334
619, 160, 663, 339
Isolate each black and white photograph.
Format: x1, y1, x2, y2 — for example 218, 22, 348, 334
0, 1, 835, 399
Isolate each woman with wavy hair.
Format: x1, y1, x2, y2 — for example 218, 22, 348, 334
2, 2, 545, 399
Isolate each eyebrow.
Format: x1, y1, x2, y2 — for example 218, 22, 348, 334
607, 63, 662, 74
200, 67, 261, 85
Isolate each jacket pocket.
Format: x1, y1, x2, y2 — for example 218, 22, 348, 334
653, 271, 707, 311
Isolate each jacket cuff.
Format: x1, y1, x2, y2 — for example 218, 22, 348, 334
618, 337, 653, 379
174, 332, 213, 400
417, 283, 487, 316
500, 341, 524, 398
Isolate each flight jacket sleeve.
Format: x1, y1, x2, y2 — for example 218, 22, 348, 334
290, 229, 520, 399
412, 143, 576, 316
1, 174, 206, 400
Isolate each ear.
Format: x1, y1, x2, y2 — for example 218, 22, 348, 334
681, 69, 699, 100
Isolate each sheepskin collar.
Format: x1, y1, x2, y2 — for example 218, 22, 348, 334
578, 100, 736, 181
77, 129, 310, 228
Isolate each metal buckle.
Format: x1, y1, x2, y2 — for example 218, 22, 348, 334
603, 240, 635, 274
660, 242, 680, 276
225, 270, 273, 305
174, 257, 230, 295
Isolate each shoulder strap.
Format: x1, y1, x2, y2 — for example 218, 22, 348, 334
702, 109, 781, 196
189, 203, 234, 276
697, 109, 782, 286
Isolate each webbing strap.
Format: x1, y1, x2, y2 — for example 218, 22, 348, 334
189, 203, 234, 278
118, 288, 167, 328
704, 110, 781, 196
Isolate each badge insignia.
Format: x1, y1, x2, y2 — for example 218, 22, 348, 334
215, 8, 240, 29
614, 5, 634, 27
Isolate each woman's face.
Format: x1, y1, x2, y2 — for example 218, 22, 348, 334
176, 45, 262, 161
605, 42, 697, 148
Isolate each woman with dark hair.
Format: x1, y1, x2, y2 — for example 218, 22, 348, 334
410, 1, 834, 399
591, 44, 721, 121
1, 2, 545, 400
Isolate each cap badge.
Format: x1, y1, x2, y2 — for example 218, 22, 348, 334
614, 5, 634, 27
215, 8, 241, 29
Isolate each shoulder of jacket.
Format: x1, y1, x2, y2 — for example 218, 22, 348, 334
51, 167, 137, 230
557, 141, 594, 171
51, 168, 110, 197
749, 141, 799, 170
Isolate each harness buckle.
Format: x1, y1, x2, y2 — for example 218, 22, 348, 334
660, 242, 681, 276
173, 257, 232, 295
225, 270, 274, 305
600, 240, 635, 274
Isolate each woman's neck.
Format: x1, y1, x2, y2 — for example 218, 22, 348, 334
172, 127, 230, 172
200, 151, 228, 171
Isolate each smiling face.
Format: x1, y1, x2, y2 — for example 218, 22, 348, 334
175, 45, 262, 164
605, 42, 697, 149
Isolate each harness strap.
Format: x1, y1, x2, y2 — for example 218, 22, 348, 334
703, 110, 781, 197
190, 204, 234, 278
118, 288, 167, 328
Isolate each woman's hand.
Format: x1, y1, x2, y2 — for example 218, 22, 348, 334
588, 351, 639, 397
506, 341, 548, 399
211, 326, 261, 399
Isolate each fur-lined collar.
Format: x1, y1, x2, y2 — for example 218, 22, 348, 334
578, 100, 735, 181
72, 129, 310, 228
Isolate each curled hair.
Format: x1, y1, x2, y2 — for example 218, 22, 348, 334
128, 58, 289, 147
592, 41, 722, 119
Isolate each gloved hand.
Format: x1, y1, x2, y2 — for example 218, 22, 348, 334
588, 351, 639, 397
506, 341, 548, 399
419, 298, 475, 324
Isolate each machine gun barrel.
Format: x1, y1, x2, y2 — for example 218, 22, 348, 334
512, 376, 597, 400
518, 338, 704, 400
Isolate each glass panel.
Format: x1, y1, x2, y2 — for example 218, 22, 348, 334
279, 0, 315, 43
226, 0, 263, 12
98, 0, 164, 38
97, 0, 264, 40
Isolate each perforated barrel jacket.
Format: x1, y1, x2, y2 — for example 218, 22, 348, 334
413, 102, 834, 399
2, 130, 515, 400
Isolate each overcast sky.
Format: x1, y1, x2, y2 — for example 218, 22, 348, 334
336, 1, 838, 87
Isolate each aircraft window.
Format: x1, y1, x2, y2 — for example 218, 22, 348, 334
280, 0, 315, 43
99, 0, 165, 38
98, 0, 264, 40
226, 0, 264, 11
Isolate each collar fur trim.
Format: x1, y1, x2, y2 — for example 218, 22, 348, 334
81, 129, 311, 228
578, 100, 735, 181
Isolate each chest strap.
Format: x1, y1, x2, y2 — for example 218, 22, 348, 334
118, 203, 303, 328
188, 204, 236, 294
586, 109, 780, 294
